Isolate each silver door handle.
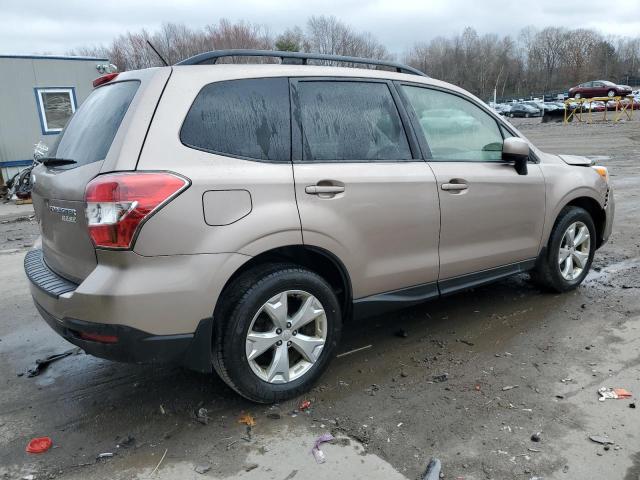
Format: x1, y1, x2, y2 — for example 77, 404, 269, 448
441, 183, 468, 191
305, 185, 345, 195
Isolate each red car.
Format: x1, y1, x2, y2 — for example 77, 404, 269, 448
569, 80, 632, 99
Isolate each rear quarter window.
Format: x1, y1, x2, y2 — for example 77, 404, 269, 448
180, 78, 291, 162
51, 81, 139, 168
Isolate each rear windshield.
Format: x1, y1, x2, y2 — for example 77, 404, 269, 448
50, 81, 139, 168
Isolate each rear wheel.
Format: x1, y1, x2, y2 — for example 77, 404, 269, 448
531, 206, 596, 292
607, 89, 615, 97
212, 263, 342, 403
574, 92, 581, 99
525, 113, 530, 118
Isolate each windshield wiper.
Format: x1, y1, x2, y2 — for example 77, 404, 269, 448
40, 157, 77, 167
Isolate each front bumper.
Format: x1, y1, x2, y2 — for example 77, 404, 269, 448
602, 187, 614, 245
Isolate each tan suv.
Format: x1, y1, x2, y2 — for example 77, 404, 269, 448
25, 50, 614, 403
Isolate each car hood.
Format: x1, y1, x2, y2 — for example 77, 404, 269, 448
558, 154, 594, 166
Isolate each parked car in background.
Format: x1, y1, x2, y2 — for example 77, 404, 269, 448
522, 101, 544, 116
491, 103, 512, 115
506, 103, 540, 118
25, 50, 614, 403
569, 81, 632, 99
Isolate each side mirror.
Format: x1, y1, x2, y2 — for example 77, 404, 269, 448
503, 137, 530, 175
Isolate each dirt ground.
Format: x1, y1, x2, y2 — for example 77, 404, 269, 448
1, 117, 639, 480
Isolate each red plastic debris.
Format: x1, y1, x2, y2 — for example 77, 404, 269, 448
26, 437, 52, 454
299, 400, 312, 411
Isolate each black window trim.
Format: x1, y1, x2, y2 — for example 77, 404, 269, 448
289, 76, 421, 164
51, 78, 142, 170
394, 80, 539, 164
179, 76, 292, 164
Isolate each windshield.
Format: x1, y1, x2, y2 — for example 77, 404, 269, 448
50, 81, 139, 168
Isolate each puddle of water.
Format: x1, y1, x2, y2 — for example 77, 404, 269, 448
127, 426, 408, 480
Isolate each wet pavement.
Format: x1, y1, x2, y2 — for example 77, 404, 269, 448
1, 118, 639, 479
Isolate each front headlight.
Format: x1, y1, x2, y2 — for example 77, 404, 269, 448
592, 165, 609, 183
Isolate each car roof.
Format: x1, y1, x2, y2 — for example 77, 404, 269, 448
161, 64, 481, 102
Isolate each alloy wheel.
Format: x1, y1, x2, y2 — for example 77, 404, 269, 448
245, 290, 327, 384
558, 221, 591, 281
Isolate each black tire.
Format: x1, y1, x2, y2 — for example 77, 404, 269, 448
525, 113, 530, 118
531, 206, 596, 293
607, 89, 615, 98
574, 93, 581, 99
212, 263, 342, 403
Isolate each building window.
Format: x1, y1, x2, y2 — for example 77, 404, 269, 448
35, 87, 77, 134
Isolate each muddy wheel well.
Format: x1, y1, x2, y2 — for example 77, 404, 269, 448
217, 245, 352, 320
566, 197, 606, 247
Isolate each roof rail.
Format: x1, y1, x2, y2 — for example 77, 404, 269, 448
176, 49, 427, 77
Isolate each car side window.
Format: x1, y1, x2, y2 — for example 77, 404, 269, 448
593, 81, 603, 87
296, 81, 412, 162
180, 78, 290, 162
401, 85, 504, 162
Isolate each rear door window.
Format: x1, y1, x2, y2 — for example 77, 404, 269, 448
295, 81, 411, 162
180, 78, 290, 162
50, 81, 139, 168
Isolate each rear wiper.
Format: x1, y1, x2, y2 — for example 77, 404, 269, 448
40, 157, 77, 167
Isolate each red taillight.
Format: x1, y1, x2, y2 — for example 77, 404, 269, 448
93, 72, 119, 88
85, 172, 189, 249
79, 332, 119, 344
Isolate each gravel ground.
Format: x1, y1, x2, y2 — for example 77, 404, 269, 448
1, 117, 639, 480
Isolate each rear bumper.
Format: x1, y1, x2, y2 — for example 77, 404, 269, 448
34, 300, 212, 369
25, 247, 250, 371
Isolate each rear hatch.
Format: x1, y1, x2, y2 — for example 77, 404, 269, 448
31, 70, 168, 283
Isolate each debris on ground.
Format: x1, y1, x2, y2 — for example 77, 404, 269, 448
116, 434, 135, 449
531, 432, 542, 442
267, 412, 282, 420
244, 463, 259, 472
458, 339, 475, 346
422, 457, 442, 480
502, 385, 519, 391
194, 463, 211, 474
336, 344, 372, 358
26, 347, 82, 377
150, 448, 168, 476
433, 373, 449, 383
299, 400, 312, 411
598, 387, 632, 401
238, 414, 256, 427
589, 435, 614, 445
96, 452, 114, 459
395, 329, 409, 338
196, 408, 209, 425
25, 436, 52, 454
311, 433, 334, 464
630, 402, 636, 409
365, 384, 380, 396
159, 405, 166, 415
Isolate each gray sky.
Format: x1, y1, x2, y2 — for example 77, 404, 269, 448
2, 0, 639, 55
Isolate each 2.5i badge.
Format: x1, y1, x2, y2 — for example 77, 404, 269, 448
49, 205, 77, 223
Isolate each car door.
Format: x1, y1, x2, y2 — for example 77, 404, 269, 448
291, 78, 441, 303
592, 81, 605, 97
397, 83, 546, 290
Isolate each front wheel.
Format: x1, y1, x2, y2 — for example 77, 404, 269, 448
607, 89, 615, 97
574, 93, 581, 99
212, 263, 342, 403
531, 206, 596, 292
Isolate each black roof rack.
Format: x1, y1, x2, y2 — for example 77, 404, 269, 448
176, 49, 427, 77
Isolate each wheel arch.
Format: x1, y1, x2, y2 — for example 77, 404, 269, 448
214, 245, 353, 322
549, 195, 606, 249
